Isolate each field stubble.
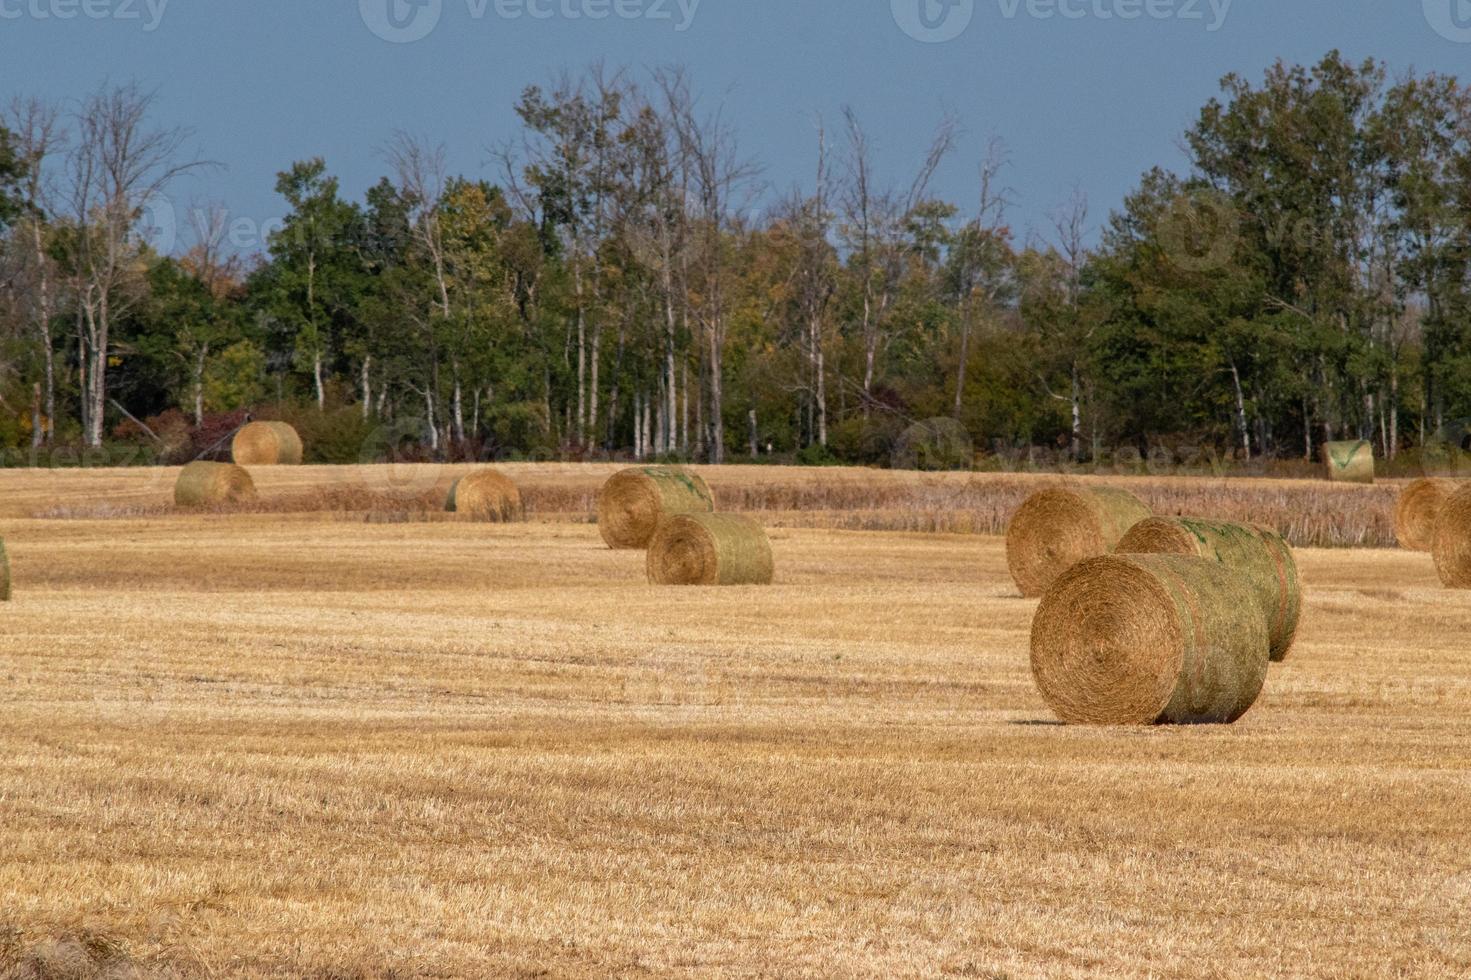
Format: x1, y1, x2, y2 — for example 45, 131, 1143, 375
18, 463, 1400, 548
0, 465, 1465, 978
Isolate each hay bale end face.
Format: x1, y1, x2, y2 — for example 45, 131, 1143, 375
1322, 440, 1375, 484
446, 469, 524, 522
598, 467, 716, 550
1395, 479, 1459, 553
1005, 486, 1152, 598
1433, 484, 1471, 589
647, 513, 774, 586
1117, 517, 1301, 663
1030, 554, 1271, 726
232, 421, 304, 466
175, 462, 258, 508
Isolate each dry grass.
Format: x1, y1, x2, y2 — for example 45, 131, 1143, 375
17, 463, 1400, 547
0, 465, 1467, 977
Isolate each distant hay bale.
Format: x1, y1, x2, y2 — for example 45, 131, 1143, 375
1117, 517, 1301, 663
1005, 487, 1152, 598
1395, 478, 1459, 552
1409, 439, 1471, 478
446, 469, 524, 522
232, 421, 304, 466
175, 461, 257, 507
1432, 485, 1471, 589
1030, 554, 1271, 726
1322, 440, 1375, 484
598, 466, 715, 550
647, 513, 774, 586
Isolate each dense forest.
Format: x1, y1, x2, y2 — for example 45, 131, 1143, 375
1, 52, 1469, 470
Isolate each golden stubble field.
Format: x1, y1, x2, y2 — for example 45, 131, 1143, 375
1, 465, 1468, 978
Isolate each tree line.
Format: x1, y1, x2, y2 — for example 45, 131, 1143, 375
1, 52, 1469, 468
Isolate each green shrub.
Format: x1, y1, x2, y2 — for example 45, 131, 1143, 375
827, 417, 903, 467
795, 442, 843, 467
204, 342, 270, 413
258, 405, 379, 464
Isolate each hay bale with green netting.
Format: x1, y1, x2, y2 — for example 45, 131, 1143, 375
175, 461, 257, 507
647, 514, 774, 586
0, 539, 11, 602
232, 421, 304, 466
1432, 484, 1471, 589
1395, 478, 1459, 553
598, 466, 715, 550
1030, 554, 1271, 726
1005, 486, 1152, 598
1117, 517, 1301, 663
446, 469, 524, 522
1322, 440, 1375, 484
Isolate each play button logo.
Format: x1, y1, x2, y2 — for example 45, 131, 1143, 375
891, 0, 974, 43
1425, 0, 1471, 42
360, 0, 442, 43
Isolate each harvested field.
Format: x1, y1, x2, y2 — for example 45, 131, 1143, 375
0, 464, 1467, 977
16, 463, 1402, 548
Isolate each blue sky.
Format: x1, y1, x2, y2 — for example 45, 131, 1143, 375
3, 0, 1468, 255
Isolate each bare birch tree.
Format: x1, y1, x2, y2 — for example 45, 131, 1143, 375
64, 82, 212, 447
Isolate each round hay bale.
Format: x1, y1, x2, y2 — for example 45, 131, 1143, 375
1117, 517, 1301, 663
1030, 554, 1271, 726
647, 513, 774, 586
1432, 484, 1471, 589
175, 461, 258, 508
0, 539, 11, 602
1005, 487, 1152, 598
598, 466, 715, 550
1395, 478, 1459, 552
1409, 439, 1471, 478
446, 469, 524, 522
232, 421, 304, 466
1322, 440, 1375, 484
